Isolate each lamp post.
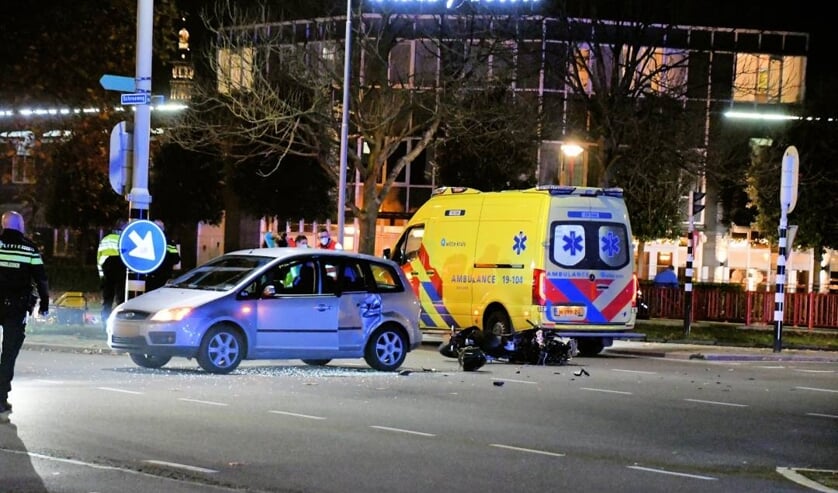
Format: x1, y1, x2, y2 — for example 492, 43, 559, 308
337, 0, 353, 246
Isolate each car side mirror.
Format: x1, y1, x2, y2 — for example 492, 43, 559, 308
261, 285, 276, 298
382, 247, 391, 260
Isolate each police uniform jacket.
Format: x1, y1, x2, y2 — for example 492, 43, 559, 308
0, 229, 49, 311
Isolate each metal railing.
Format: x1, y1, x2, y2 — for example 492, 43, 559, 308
641, 284, 838, 329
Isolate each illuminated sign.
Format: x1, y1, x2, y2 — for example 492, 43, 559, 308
371, 0, 538, 8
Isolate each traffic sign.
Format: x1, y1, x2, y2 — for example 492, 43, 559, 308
119, 220, 167, 274
780, 146, 799, 213
100, 74, 136, 93
109, 121, 132, 196
121, 93, 150, 105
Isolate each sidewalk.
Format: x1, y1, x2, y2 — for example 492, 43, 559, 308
21, 326, 838, 363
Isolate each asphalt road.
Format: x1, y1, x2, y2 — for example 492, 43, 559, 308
1, 346, 836, 492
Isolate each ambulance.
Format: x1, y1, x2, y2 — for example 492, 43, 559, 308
385, 185, 643, 356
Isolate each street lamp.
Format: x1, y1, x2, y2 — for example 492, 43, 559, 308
337, 0, 353, 246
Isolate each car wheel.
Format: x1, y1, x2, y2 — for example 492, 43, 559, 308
301, 359, 331, 366
197, 324, 244, 374
364, 325, 407, 371
129, 353, 171, 369
576, 338, 604, 357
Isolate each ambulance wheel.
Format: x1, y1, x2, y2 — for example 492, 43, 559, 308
483, 309, 511, 349
577, 338, 604, 357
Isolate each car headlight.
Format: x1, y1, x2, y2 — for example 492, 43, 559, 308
151, 307, 193, 322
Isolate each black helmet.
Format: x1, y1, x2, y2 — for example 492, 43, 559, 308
458, 346, 487, 371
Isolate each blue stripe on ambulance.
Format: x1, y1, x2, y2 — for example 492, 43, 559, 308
420, 280, 458, 328
548, 279, 608, 323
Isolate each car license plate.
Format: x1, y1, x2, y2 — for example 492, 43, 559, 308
553, 305, 586, 318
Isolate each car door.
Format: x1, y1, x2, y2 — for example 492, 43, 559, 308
255, 256, 339, 354
334, 258, 372, 352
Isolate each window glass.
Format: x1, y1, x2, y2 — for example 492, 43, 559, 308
551, 224, 586, 267
370, 263, 403, 292
340, 260, 368, 292
599, 225, 628, 267
395, 225, 425, 264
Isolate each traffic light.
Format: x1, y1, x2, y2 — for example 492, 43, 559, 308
692, 191, 706, 215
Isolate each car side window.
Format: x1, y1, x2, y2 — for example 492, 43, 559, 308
320, 259, 339, 295
369, 262, 404, 292
339, 260, 368, 292
265, 259, 317, 296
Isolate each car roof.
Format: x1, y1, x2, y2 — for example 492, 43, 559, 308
224, 247, 395, 265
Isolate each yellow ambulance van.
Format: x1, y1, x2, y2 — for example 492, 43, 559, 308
385, 185, 642, 356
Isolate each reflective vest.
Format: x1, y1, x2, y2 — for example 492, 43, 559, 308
97, 233, 120, 278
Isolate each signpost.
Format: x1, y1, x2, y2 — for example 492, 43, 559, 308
109, 121, 132, 195
99, 74, 136, 93
120, 93, 151, 105
774, 146, 799, 353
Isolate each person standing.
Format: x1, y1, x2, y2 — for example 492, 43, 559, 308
97, 220, 127, 324
0, 211, 49, 419
294, 234, 309, 248
317, 228, 343, 250
146, 220, 181, 291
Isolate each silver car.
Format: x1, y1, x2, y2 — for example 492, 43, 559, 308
107, 248, 422, 373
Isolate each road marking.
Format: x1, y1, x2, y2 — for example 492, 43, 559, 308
143, 459, 218, 474
806, 413, 838, 419
684, 398, 748, 408
628, 465, 717, 480
581, 387, 633, 395
491, 378, 537, 385
794, 369, 834, 374
97, 387, 143, 395
776, 467, 838, 493
612, 369, 656, 375
755, 365, 786, 369
490, 444, 565, 457
33, 379, 64, 384
370, 425, 435, 437
795, 386, 838, 393
178, 398, 228, 407
268, 410, 326, 420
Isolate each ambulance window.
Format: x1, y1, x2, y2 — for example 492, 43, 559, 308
598, 225, 628, 267
551, 224, 586, 267
396, 225, 424, 264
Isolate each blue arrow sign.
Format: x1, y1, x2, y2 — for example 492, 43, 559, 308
119, 220, 167, 274
100, 74, 136, 93
121, 93, 150, 105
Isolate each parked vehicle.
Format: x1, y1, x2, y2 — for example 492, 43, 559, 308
107, 249, 422, 373
385, 185, 643, 356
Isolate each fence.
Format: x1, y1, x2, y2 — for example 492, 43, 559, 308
641, 284, 838, 329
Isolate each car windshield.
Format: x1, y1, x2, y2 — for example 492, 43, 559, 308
168, 255, 273, 291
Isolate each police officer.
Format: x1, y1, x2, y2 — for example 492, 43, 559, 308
97, 220, 127, 324
0, 211, 49, 418
146, 220, 181, 291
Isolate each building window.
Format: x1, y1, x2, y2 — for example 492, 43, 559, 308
11, 155, 35, 184
733, 54, 804, 103
632, 47, 688, 97
217, 47, 254, 94
571, 45, 593, 94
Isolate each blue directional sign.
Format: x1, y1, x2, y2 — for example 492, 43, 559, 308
99, 74, 136, 93
119, 220, 167, 274
121, 93, 150, 105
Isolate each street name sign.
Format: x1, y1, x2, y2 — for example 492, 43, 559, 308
100, 74, 136, 93
121, 93, 150, 105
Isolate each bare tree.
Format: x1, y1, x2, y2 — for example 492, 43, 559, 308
167, 1, 541, 253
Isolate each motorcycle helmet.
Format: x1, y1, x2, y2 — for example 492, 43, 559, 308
458, 346, 487, 371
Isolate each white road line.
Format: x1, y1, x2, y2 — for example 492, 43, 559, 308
628, 465, 717, 481
178, 398, 228, 407
33, 379, 64, 384
581, 387, 633, 395
490, 444, 565, 457
756, 365, 786, 369
142, 460, 218, 474
491, 378, 538, 385
268, 410, 326, 420
97, 387, 143, 395
684, 398, 748, 408
794, 369, 835, 374
806, 413, 838, 419
796, 386, 838, 393
370, 425, 435, 437
776, 467, 838, 493
612, 369, 656, 375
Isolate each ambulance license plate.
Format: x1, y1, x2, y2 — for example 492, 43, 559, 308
553, 305, 585, 318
